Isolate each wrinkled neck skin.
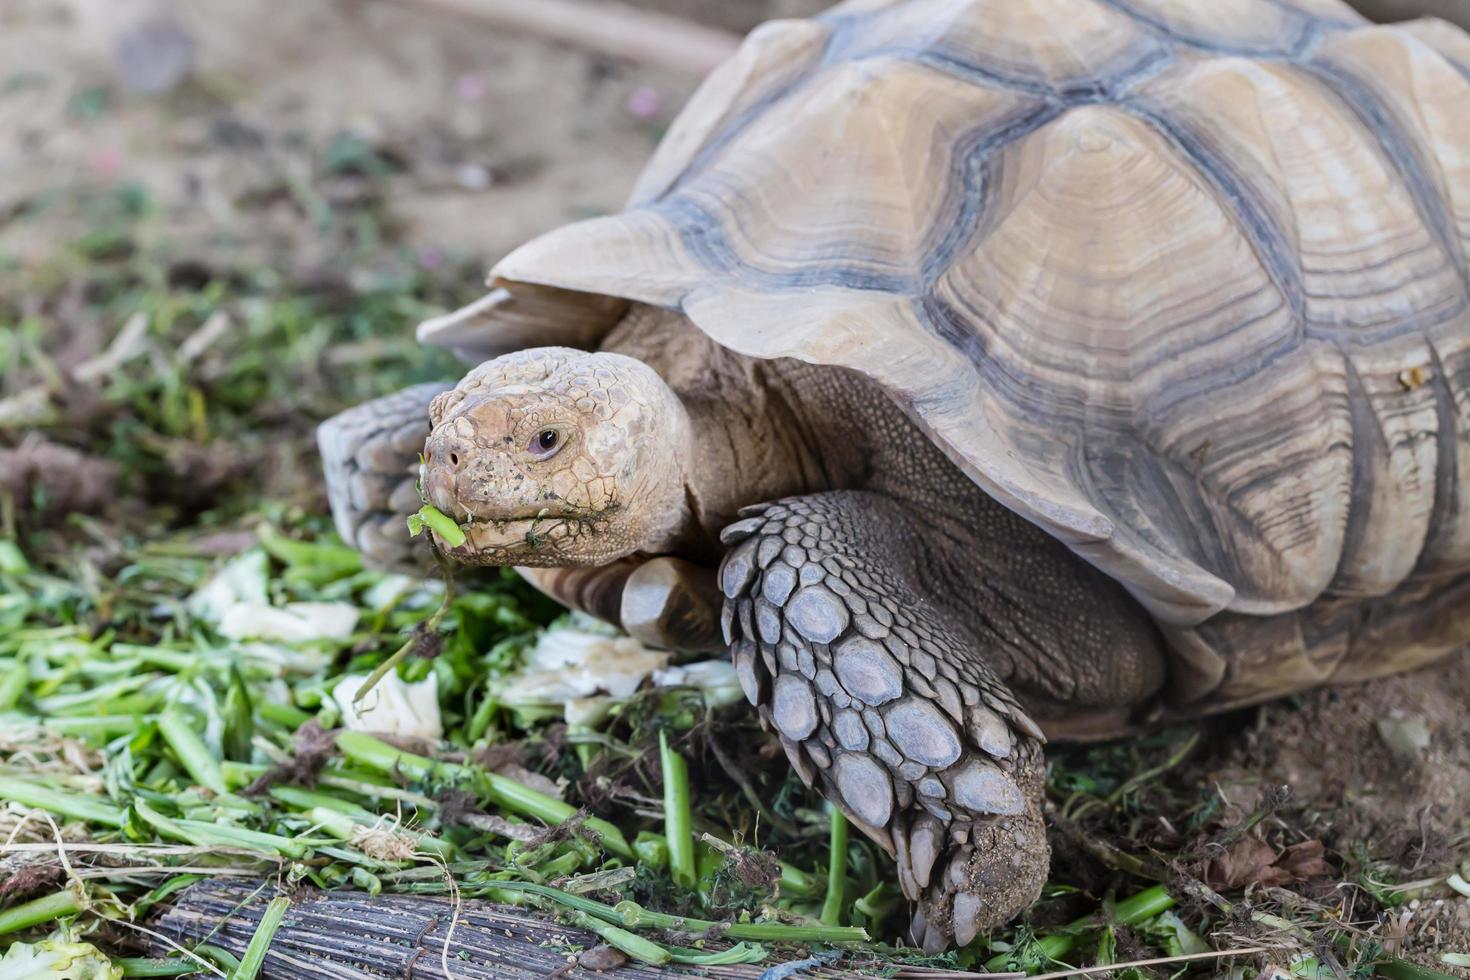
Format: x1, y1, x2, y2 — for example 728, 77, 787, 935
601, 305, 869, 563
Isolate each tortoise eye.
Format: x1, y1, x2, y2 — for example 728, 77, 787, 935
528, 428, 561, 458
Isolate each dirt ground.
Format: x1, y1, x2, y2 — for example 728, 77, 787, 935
0, 0, 825, 278
3, 0, 1469, 972
1205, 652, 1470, 956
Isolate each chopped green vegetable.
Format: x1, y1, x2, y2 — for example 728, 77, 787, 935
406, 505, 466, 548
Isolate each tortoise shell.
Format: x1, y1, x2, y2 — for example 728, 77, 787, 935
427, 0, 1470, 691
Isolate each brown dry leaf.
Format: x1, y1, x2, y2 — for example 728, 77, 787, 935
1204, 837, 1330, 890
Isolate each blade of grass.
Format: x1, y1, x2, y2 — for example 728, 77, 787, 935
819, 804, 848, 926
0, 888, 81, 935
0, 775, 126, 827
134, 800, 309, 859
984, 884, 1175, 971
487, 880, 869, 943
335, 731, 632, 858
659, 730, 695, 891
159, 708, 227, 794
228, 896, 290, 980
119, 958, 206, 976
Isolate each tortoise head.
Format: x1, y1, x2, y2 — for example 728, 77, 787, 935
421, 347, 694, 566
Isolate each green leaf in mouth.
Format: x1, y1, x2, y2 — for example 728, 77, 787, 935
407, 504, 467, 548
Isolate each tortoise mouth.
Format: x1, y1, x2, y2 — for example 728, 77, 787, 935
432, 510, 605, 564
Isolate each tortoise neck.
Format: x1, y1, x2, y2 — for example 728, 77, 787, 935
599, 304, 862, 552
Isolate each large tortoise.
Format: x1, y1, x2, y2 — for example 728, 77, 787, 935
320, 0, 1470, 951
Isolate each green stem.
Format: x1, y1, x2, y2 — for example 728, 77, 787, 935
0, 776, 125, 827
7, 714, 155, 738
659, 730, 695, 890
334, 731, 632, 858
256, 701, 312, 730
229, 896, 289, 980
352, 557, 455, 706
820, 805, 848, 926
985, 885, 1175, 971
0, 888, 80, 935
134, 800, 308, 859
306, 806, 455, 862
159, 709, 227, 795
0, 659, 26, 710
119, 958, 206, 976
489, 880, 868, 944
269, 786, 378, 823
567, 911, 671, 965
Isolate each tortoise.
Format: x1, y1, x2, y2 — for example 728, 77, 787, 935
319, 0, 1470, 951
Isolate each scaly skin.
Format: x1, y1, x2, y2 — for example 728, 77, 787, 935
331, 304, 1169, 949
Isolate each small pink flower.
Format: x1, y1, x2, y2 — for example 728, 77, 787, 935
626, 85, 662, 120
91, 147, 125, 180
456, 73, 487, 101
418, 247, 444, 269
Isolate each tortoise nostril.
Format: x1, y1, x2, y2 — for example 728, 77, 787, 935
448, 452, 460, 467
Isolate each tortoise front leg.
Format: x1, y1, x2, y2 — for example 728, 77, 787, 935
318, 382, 452, 572
718, 491, 1050, 952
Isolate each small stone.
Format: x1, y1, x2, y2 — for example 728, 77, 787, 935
885, 698, 963, 767
899, 760, 927, 781
815, 668, 839, 697
787, 587, 850, 643
834, 753, 894, 827
772, 675, 817, 740
918, 776, 946, 799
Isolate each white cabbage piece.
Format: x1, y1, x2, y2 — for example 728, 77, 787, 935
332, 671, 443, 740
217, 602, 360, 643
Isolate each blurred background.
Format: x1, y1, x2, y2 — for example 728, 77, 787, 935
1, 0, 836, 523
